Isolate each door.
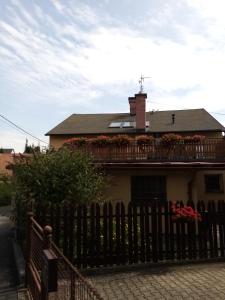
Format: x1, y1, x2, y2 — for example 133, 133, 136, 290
131, 176, 167, 204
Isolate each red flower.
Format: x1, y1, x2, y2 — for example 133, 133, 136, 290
171, 202, 202, 222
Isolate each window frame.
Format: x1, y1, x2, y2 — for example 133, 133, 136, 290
204, 174, 224, 193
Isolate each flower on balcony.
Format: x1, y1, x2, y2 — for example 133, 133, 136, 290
161, 133, 182, 145
64, 137, 87, 147
192, 135, 205, 143
89, 135, 111, 147
171, 202, 202, 222
136, 135, 154, 146
183, 135, 205, 144
111, 135, 132, 146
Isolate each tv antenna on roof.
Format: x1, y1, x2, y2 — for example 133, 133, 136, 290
139, 75, 151, 93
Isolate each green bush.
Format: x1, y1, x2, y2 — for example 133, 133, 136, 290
0, 173, 13, 207
13, 147, 107, 206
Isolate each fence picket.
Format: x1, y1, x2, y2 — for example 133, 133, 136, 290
116, 203, 121, 265
89, 203, 95, 267
103, 203, 108, 267
95, 203, 101, 267
157, 202, 163, 260
145, 204, 150, 262
212, 201, 218, 257
82, 205, 88, 268
180, 202, 186, 260
128, 202, 133, 264
68, 203, 74, 262
76, 205, 82, 268
197, 201, 204, 259
169, 201, 175, 260
133, 203, 138, 263
208, 201, 214, 258
121, 203, 126, 264
108, 203, 113, 266
218, 201, 224, 257
140, 204, 145, 262
164, 201, 170, 259
151, 200, 158, 262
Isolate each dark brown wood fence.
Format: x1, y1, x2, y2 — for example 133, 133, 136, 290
34, 200, 225, 268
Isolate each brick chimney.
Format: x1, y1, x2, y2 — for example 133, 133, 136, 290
135, 93, 147, 130
128, 97, 136, 116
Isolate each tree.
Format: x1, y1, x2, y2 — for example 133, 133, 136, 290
24, 139, 41, 154
13, 148, 107, 206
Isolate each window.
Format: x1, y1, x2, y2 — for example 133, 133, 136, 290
131, 176, 167, 204
123, 122, 134, 128
109, 121, 149, 128
205, 174, 224, 193
109, 122, 122, 128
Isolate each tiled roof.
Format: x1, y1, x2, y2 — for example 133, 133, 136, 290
46, 109, 225, 135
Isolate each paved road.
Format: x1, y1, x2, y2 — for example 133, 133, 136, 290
0, 208, 18, 300
84, 261, 225, 299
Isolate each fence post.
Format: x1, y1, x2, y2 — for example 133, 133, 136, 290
25, 211, 33, 287
41, 225, 53, 300
43, 225, 53, 250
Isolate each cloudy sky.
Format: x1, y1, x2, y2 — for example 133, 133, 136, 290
1, 0, 225, 152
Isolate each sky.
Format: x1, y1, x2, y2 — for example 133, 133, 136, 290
1, 0, 225, 152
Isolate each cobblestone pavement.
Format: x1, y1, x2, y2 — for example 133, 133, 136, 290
84, 261, 225, 299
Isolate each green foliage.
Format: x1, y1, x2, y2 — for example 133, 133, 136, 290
13, 148, 107, 206
0, 173, 13, 206
24, 139, 40, 154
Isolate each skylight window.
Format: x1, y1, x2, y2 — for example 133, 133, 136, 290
109, 121, 149, 128
109, 122, 122, 128
123, 122, 134, 128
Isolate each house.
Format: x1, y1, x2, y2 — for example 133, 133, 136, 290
0, 148, 14, 154
46, 92, 225, 204
0, 153, 14, 175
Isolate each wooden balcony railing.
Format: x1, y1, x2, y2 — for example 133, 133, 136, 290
73, 138, 225, 162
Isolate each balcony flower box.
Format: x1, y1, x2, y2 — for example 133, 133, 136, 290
89, 136, 111, 147
136, 135, 154, 146
111, 135, 132, 147
64, 137, 87, 148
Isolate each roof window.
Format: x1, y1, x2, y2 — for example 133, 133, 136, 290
109, 121, 149, 128
109, 122, 122, 128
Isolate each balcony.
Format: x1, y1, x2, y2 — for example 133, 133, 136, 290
72, 138, 225, 162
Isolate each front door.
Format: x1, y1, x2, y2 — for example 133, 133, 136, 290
131, 176, 167, 204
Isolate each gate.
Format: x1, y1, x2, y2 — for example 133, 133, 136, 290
26, 212, 103, 300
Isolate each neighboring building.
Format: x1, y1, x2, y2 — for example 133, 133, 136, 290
46, 93, 225, 204
0, 149, 14, 175
0, 148, 14, 154
0, 154, 13, 175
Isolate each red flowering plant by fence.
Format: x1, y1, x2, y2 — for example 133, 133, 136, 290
171, 202, 202, 222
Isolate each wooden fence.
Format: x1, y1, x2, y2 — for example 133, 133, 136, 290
34, 200, 225, 268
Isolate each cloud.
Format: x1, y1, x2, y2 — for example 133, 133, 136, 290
0, 0, 225, 152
